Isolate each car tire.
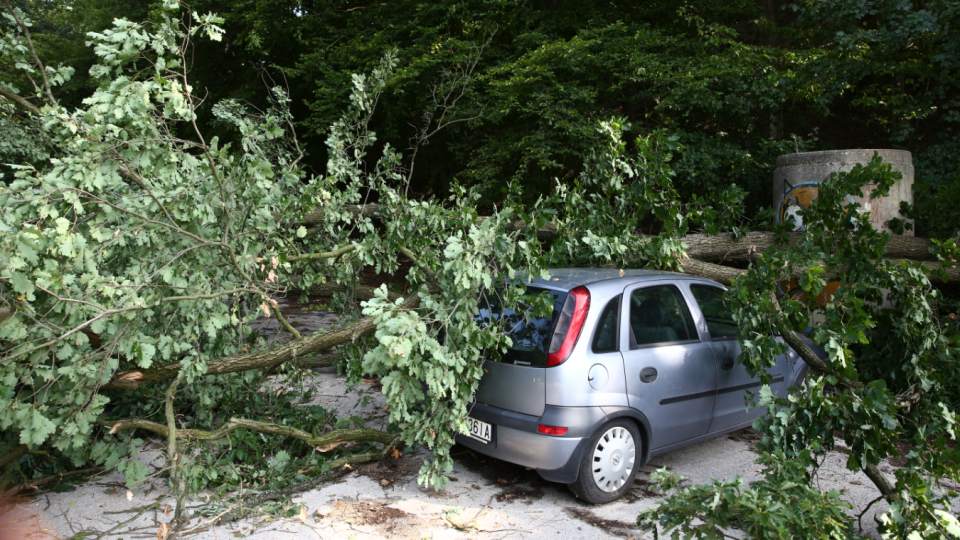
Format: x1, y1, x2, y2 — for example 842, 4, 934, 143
567, 419, 640, 504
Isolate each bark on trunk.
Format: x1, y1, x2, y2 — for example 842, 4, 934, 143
683, 231, 935, 263
299, 204, 938, 262
97, 226, 954, 390
0, 85, 42, 115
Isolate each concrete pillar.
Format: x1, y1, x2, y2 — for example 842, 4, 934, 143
773, 149, 914, 235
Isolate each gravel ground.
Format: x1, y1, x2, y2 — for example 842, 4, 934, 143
4, 297, 940, 540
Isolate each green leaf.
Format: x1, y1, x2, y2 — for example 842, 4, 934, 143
22, 408, 57, 446
10, 271, 33, 295
55, 217, 70, 235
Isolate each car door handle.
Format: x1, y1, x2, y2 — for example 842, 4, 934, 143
721, 356, 735, 371
639, 367, 658, 383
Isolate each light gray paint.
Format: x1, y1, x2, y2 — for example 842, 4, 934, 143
677, 281, 788, 432
475, 361, 546, 417
545, 281, 628, 408
705, 338, 767, 431
620, 280, 718, 450
458, 424, 582, 470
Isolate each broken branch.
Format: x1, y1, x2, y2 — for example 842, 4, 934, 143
102, 417, 398, 449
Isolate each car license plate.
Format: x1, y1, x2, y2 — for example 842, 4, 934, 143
467, 416, 492, 444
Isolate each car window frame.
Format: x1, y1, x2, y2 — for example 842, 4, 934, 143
591, 293, 621, 354
687, 283, 739, 342
620, 281, 701, 351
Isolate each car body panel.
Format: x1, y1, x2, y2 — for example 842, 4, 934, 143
475, 361, 547, 417
545, 283, 628, 408
705, 338, 775, 432
680, 281, 791, 434
457, 424, 581, 472
456, 403, 609, 483
620, 280, 718, 450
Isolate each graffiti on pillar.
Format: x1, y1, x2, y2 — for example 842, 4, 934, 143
779, 179, 865, 232
777, 180, 820, 231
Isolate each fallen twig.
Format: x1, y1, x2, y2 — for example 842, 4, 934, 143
217, 448, 392, 525
103, 502, 160, 515
17, 467, 104, 493
446, 494, 495, 531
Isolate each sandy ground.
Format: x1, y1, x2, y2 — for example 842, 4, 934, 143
4, 296, 940, 539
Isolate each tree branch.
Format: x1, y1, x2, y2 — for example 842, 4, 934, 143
2, 2, 58, 108
0, 445, 28, 471
271, 301, 302, 341
165, 378, 188, 535
765, 290, 901, 504
863, 462, 901, 504
678, 254, 959, 286
765, 289, 865, 389
399, 246, 440, 292
287, 245, 356, 262
299, 208, 938, 264
103, 417, 398, 448
682, 231, 936, 263
100, 292, 419, 389
678, 258, 747, 286
0, 84, 41, 115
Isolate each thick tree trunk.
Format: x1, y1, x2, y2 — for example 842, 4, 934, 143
683, 231, 935, 263
679, 255, 959, 286
679, 259, 748, 286
299, 204, 938, 262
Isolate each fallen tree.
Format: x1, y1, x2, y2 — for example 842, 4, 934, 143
642, 160, 960, 538
2, 4, 960, 538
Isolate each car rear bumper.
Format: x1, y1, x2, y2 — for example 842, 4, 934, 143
455, 402, 606, 484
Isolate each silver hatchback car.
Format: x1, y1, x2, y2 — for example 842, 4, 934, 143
456, 269, 817, 504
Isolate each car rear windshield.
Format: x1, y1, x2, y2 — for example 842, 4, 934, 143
477, 287, 568, 368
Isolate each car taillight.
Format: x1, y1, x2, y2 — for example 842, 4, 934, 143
546, 285, 590, 367
538, 424, 569, 436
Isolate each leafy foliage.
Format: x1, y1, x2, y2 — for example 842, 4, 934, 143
0, 2, 317, 475
153, 0, 960, 227
640, 453, 858, 539
643, 156, 960, 537
4, 2, 960, 538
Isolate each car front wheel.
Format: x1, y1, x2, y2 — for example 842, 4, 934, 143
568, 419, 640, 504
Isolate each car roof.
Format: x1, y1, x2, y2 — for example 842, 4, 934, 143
525, 268, 719, 292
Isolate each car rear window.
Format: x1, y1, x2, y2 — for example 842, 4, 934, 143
477, 287, 568, 368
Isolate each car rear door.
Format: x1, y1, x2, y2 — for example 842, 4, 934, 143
620, 281, 717, 450
473, 287, 567, 417
686, 283, 787, 433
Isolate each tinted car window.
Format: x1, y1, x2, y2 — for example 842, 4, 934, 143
477, 287, 567, 367
690, 285, 738, 340
592, 295, 621, 353
629, 285, 697, 348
